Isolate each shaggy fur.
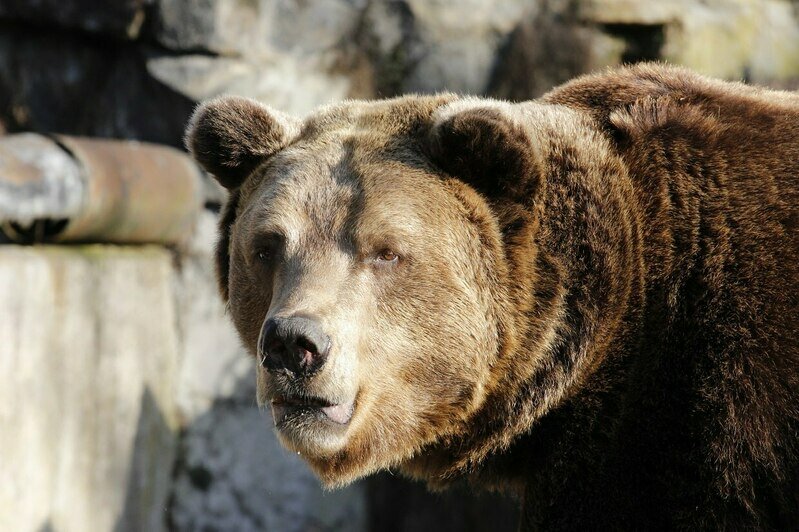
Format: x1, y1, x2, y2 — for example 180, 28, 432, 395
185, 96, 299, 189
186, 64, 799, 530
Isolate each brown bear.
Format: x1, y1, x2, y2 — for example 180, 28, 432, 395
185, 63, 799, 530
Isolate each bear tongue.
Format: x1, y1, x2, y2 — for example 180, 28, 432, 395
322, 401, 354, 424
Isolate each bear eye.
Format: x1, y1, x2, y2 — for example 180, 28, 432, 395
252, 233, 282, 265
375, 249, 399, 264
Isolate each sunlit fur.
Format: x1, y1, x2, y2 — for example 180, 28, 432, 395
187, 64, 799, 529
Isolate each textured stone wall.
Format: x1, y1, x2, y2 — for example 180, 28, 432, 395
1, 1, 796, 145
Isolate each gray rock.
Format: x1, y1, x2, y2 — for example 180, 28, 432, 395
403, 35, 497, 94
170, 403, 366, 532
148, 0, 368, 116
0, 0, 151, 38
146, 52, 354, 117
152, 0, 366, 56
359, 0, 529, 95
152, 0, 261, 54
0, 25, 195, 146
577, 0, 799, 83
399, 0, 528, 94
266, 0, 367, 55
489, 7, 625, 101
2, 0, 799, 150
173, 210, 253, 421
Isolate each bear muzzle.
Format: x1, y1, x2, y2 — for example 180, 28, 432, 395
270, 394, 355, 426
259, 315, 356, 429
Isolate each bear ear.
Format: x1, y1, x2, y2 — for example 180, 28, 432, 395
427, 107, 541, 199
185, 96, 300, 190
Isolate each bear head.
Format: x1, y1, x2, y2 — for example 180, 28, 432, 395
185, 94, 546, 487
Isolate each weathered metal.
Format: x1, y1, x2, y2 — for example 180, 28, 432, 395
0, 133, 203, 244
0, 133, 84, 223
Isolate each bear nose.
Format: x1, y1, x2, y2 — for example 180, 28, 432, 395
259, 315, 330, 375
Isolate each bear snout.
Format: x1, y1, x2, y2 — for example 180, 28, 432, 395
259, 315, 331, 376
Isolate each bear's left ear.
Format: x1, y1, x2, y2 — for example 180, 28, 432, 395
185, 96, 300, 190
426, 107, 541, 200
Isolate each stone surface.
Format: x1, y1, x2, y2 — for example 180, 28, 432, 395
173, 210, 252, 422
579, 0, 683, 25
0, 246, 180, 532
146, 52, 353, 118
667, 0, 799, 82
152, 0, 366, 56
360, 0, 531, 95
489, 6, 625, 100
579, 0, 799, 83
147, 0, 367, 116
0, 0, 151, 39
2, 0, 797, 146
170, 401, 367, 532
398, 0, 529, 94
152, 0, 260, 54
0, 25, 195, 146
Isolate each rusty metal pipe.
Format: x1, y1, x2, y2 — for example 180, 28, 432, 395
0, 133, 203, 245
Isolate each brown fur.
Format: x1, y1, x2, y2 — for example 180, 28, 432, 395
185, 96, 299, 190
186, 64, 799, 529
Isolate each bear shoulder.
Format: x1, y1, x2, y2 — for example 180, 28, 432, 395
543, 62, 799, 143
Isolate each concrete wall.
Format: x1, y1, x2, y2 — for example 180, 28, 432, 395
0, 246, 180, 531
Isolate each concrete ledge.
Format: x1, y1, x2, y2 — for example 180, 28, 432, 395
0, 245, 180, 531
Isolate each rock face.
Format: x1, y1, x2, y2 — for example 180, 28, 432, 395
364, 0, 529, 94
0, 24, 196, 146
171, 395, 367, 532
490, 0, 799, 100
1, 1, 796, 145
577, 0, 799, 82
0, 0, 151, 38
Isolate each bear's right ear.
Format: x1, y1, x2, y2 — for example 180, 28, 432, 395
426, 106, 541, 200
185, 96, 300, 190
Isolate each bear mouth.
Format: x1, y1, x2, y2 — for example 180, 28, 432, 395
270, 394, 355, 426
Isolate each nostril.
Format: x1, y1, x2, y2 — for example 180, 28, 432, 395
295, 336, 317, 355
295, 336, 319, 369
267, 338, 284, 354
259, 318, 282, 369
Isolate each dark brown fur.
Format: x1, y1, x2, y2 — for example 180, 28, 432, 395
187, 64, 799, 530
186, 96, 297, 189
